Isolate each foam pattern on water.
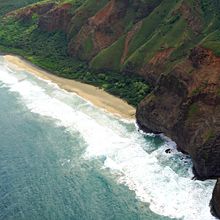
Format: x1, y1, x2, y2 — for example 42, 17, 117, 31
0, 58, 217, 220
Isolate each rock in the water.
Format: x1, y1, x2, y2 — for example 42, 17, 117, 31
165, 149, 172, 154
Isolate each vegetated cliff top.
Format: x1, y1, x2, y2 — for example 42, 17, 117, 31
0, 0, 44, 16
1, 0, 220, 77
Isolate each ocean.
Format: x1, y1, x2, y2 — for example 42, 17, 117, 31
0, 56, 216, 220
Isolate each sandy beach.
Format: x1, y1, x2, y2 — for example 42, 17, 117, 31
3, 55, 135, 119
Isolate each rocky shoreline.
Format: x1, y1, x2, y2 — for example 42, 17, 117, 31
136, 47, 220, 218
1, 0, 220, 218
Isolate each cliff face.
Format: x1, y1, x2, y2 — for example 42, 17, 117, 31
38, 3, 72, 32
136, 46, 220, 217
137, 47, 220, 179
212, 179, 220, 217
68, 0, 130, 60
2, 0, 220, 218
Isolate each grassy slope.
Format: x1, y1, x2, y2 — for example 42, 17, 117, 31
199, 0, 220, 56
127, 0, 181, 59
90, 36, 126, 72
88, 0, 184, 72
88, 0, 220, 74
67, 0, 109, 39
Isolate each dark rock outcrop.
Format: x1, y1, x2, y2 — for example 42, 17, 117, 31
211, 179, 220, 218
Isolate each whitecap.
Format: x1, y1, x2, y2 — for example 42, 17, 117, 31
0, 57, 216, 220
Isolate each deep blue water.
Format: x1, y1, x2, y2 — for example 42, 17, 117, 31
0, 56, 216, 220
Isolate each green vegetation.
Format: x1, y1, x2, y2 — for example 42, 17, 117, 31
1, 0, 220, 107
0, 0, 43, 16
0, 14, 150, 106
188, 103, 199, 119
122, 0, 192, 73
67, 0, 109, 38
83, 34, 93, 55
203, 129, 215, 142
90, 36, 126, 71
202, 31, 220, 56
199, 0, 220, 55
126, 0, 181, 59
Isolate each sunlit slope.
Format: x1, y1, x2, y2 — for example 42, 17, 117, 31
1, 0, 220, 105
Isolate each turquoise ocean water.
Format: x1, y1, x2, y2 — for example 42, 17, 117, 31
0, 56, 216, 220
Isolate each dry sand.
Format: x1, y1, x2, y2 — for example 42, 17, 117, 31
4, 55, 136, 119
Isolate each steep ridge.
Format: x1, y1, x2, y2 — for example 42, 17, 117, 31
69, 0, 129, 60
0, 0, 220, 218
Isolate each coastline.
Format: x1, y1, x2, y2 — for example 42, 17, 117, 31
3, 55, 136, 119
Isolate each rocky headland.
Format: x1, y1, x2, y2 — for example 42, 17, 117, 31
1, 0, 220, 217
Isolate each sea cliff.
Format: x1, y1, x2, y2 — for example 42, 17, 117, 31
0, 0, 220, 217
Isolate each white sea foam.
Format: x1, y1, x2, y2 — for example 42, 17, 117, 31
0, 58, 217, 220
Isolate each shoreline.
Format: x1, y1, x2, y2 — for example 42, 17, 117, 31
3, 55, 136, 119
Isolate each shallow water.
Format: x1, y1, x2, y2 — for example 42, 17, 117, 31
0, 56, 216, 220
